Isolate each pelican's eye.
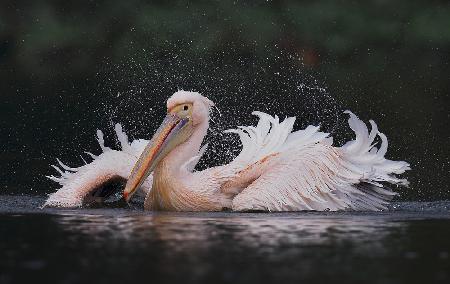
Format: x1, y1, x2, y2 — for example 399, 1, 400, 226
169, 103, 192, 117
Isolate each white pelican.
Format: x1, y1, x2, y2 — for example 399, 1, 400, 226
45, 91, 410, 211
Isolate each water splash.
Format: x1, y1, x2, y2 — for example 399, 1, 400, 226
93, 50, 345, 169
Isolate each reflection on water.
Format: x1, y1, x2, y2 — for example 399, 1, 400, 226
56, 212, 403, 251
1, 202, 450, 284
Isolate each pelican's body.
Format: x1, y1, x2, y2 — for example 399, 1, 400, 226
45, 91, 410, 211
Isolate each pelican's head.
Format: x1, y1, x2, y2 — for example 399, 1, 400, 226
123, 90, 214, 202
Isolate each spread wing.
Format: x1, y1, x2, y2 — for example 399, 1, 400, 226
44, 124, 150, 207
220, 111, 410, 211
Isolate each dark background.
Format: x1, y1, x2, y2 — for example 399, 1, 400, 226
1, 0, 449, 200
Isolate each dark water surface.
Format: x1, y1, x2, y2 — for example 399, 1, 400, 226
1, 196, 449, 284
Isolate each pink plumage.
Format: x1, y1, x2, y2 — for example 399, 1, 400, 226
45, 91, 410, 211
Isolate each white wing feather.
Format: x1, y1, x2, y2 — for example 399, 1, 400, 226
44, 124, 148, 207
225, 111, 410, 211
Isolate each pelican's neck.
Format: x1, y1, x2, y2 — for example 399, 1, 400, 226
162, 119, 209, 175
148, 120, 209, 210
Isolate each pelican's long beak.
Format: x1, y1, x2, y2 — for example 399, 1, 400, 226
123, 113, 192, 202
